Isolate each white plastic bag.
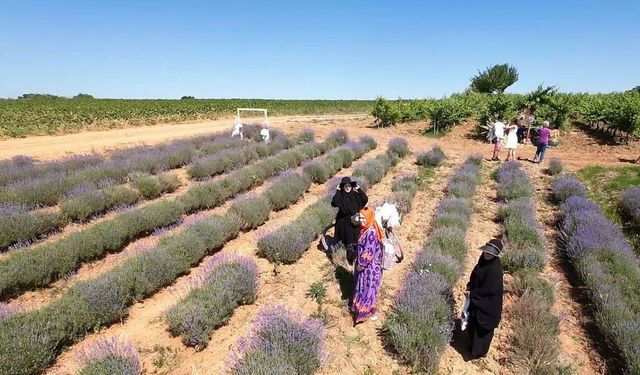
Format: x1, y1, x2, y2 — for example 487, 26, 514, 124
382, 239, 396, 270
460, 294, 471, 331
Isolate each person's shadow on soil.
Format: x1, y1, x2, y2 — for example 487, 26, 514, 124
335, 266, 355, 302
618, 157, 639, 164
450, 318, 475, 361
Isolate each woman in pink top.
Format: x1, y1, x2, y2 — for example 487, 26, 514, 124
533, 121, 551, 163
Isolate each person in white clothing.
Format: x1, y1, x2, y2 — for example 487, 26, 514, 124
491, 115, 505, 161
505, 119, 519, 161
231, 116, 243, 139
260, 120, 270, 143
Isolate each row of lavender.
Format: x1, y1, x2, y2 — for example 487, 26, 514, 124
0, 131, 343, 300
0, 132, 293, 252
0, 134, 371, 375
73, 304, 327, 375
383, 153, 482, 372
257, 138, 409, 265
552, 177, 640, 374
164, 138, 375, 349
0, 131, 248, 208
0, 171, 182, 251
495, 161, 562, 373
0, 124, 279, 188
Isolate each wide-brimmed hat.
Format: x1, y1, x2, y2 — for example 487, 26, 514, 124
479, 239, 503, 257
340, 177, 357, 187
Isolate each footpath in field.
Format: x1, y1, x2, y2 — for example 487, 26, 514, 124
437, 164, 508, 375
42, 142, 384, 374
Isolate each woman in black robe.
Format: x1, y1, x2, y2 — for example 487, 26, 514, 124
466, 238, 504, 359
331, 176, 368, 264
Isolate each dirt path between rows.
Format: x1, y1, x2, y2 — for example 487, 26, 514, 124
437, 164, 511, 375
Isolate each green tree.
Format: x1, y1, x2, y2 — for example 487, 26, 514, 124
469, 64, 519, 94
522, 85, 557, 114
72, 93, 94, 99
371, 97, 400, 127
181, 95, 196, 100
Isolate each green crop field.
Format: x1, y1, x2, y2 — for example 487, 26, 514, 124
0, 98, 374, 138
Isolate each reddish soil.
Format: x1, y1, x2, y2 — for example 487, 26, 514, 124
2, 114, 627, 374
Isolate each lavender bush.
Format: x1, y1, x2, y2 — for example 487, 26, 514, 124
0, 154, 101, 187
0, 204, 63, 251
179, 140, 331, 213
359, 135, 377, 150
0, 302, 25, 320
302, 160, 330, 184
61, 185, 142, 222
620, 188, 640, 227
229, 195, 272, 230
390, 174, 420, 215
258, 200, 335, 264
388, 137, 410, 158
446, 162, 481, 199
77, 337, 141, 375
383, 271, 452, 372
226, 305, 326, 375
187, 144, 266, 180
547, 157, 564, 175
495, 161, 534, 201
416, 145, 445, 167
266, 172, 311, 211
298, 128, 315, 143
166, 254, 259, 349
552, 177, 587, 203
498, 197, 546, 272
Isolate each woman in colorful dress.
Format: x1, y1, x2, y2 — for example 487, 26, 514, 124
352, 206, 384, 324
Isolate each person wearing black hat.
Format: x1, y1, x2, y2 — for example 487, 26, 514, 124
331, 176, 368, 264
466, 238, 504, 359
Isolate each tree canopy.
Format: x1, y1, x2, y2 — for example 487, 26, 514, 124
469, 64, 519, 94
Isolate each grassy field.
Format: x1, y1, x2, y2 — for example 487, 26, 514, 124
0, 98, 374, 138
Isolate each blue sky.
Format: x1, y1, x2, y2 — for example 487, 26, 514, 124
1, 0, 638, 99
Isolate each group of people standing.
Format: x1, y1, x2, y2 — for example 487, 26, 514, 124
490, 115, 552, 163
331, 176, 505, 360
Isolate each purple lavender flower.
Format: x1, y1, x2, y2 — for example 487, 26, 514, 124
620, 188, 640, 226
552, 177, 587, 203
76, 337, 141, 375
388, 137, 410, 158
385, 270, 453, 372
226, 305, 326, 375
0, 302, 25, 320
166, 254, 259, 349
416, 145, 445, 167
